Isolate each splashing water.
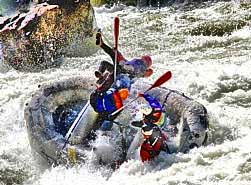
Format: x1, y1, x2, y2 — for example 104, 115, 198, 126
0, 1, 251, 185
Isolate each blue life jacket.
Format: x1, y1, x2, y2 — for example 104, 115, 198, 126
95, 88, 123, 113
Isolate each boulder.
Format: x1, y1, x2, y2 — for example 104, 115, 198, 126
0, 0, 95, 72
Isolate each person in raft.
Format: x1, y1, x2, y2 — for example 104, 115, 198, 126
131, 92, 170, 162
90, 86, 129, 132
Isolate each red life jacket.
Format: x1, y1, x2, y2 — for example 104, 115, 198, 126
112, 90, 123, 110
140, 139, 162, 162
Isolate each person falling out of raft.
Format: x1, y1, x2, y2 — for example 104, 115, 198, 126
89, 30, 153, 130
95, 31, 153, 92
131, 92, 170, 162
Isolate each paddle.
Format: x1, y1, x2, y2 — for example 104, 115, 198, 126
62, 18, 120, 149
62, 101, 90, 149
109, 71, 172, 117
145, 71, 172, 93
113, 16, 120, 81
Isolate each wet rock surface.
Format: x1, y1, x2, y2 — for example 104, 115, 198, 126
0, 0, 95, 72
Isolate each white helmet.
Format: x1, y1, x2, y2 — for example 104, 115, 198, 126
139, 104, 152, 116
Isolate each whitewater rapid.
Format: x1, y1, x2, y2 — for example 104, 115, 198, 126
0, 1, 251, 185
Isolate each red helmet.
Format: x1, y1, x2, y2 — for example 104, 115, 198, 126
144, 68, 153, 77
141, 55, 152, 68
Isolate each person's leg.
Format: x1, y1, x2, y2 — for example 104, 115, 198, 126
92, 112, 108, 131
100, 42, 125, 65
89, 90, 99, 112
101, 43, 115, 62
98, 60, 114, 74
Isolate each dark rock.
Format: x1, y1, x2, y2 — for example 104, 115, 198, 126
0, 1, 95, 72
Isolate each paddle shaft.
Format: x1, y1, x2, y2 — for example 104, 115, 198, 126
113, 17, 119, 81
62, 101, 90, 149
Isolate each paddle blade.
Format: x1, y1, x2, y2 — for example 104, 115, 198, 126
114, 16, 120, 50
146, 71, 172, 91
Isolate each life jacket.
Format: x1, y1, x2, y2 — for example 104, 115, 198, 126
122, 59, 147, 77
140, 126, 163, 162
140, 141, 161, 162
154, 112, 167, 128
94, 88, 123, 113
140, 123, 170, 162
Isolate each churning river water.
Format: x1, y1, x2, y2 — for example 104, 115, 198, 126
0, 1, 251, 185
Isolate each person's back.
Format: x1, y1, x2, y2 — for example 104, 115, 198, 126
90, 87, 128, 113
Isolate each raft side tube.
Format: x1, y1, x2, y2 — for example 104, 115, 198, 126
150, 87, 209, 152
67, 102, 99, 145
24, 77, 96, 164
124, 84, 209, 155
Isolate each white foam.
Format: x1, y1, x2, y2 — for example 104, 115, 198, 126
1, 1, 251, 185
